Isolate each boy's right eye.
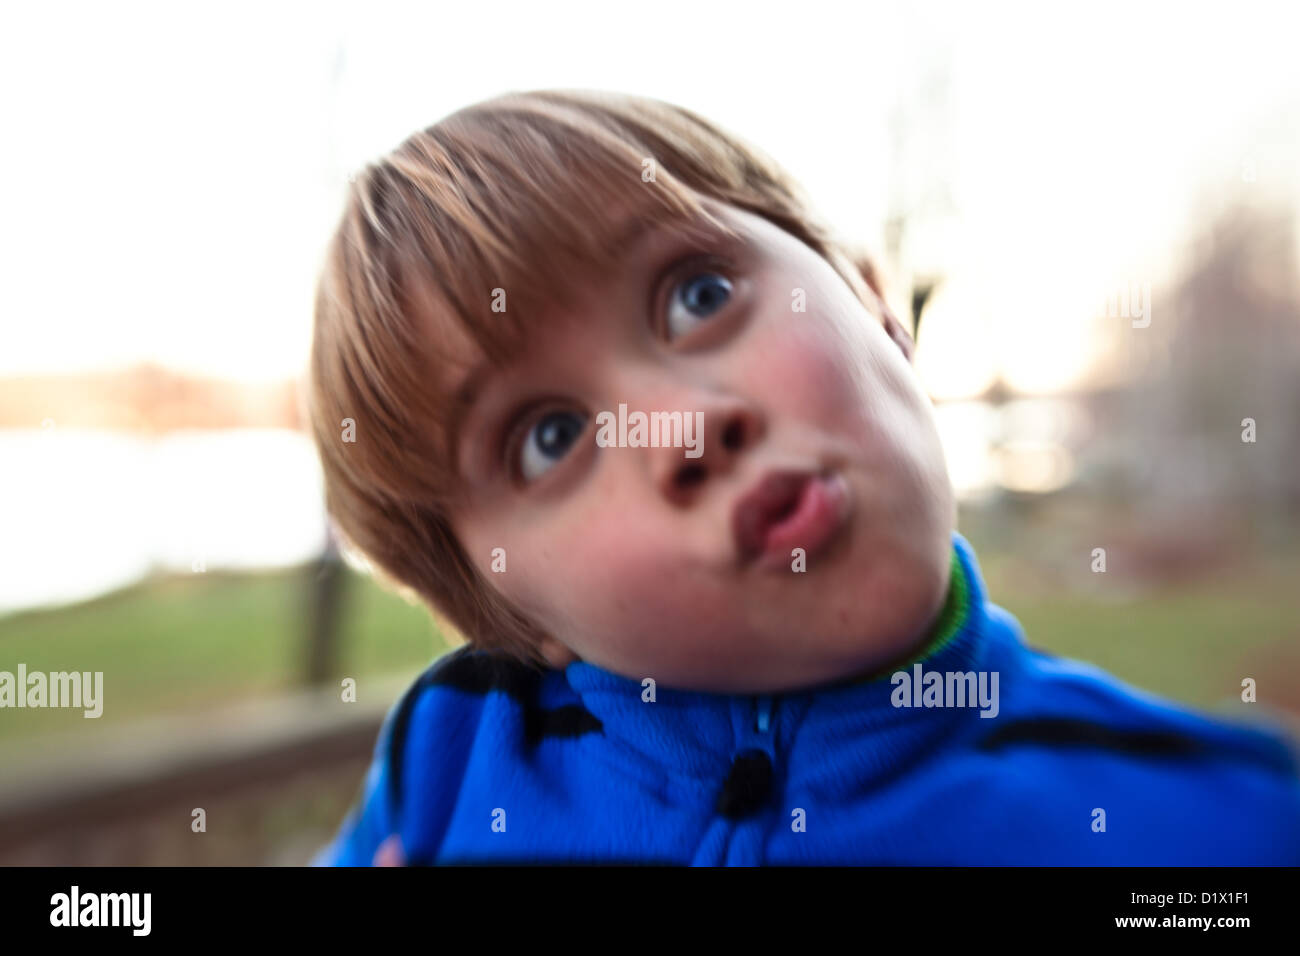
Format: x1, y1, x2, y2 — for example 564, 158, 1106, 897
514, 407, 588, 483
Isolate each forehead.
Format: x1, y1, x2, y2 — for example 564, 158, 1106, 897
412, 193, 750, 376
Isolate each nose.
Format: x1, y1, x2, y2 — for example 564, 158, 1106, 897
648, 393, 763, 507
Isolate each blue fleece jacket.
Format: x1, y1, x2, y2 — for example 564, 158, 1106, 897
314, 530, 1300, 865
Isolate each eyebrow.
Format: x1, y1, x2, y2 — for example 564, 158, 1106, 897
452, 362, 492, 425
449, 361, 493, 473
609, 216, 658, 256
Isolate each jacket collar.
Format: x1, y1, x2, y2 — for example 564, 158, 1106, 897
561, 529, 1012, 786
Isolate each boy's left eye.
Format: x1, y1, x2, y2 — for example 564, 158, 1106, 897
664, 268, 733, 341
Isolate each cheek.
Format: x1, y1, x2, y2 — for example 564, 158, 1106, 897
493, 494, 709, 640
748, 302, 942, 506
749, 312, 890, 434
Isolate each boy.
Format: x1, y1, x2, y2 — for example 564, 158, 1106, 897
308, 89, 1300, 865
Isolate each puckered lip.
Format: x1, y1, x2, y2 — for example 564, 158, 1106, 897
731, 467, 825, 565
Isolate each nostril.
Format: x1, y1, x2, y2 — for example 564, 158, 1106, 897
676, 463, 706, 488
721, 419, 745, 451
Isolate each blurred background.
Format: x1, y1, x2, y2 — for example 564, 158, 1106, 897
2, 0, 1298, 864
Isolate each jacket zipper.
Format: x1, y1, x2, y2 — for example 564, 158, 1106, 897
755, 694, 773, 734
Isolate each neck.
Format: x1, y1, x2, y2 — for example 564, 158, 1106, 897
839, 540, 969, 687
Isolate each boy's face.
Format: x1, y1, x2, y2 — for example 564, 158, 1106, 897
439, 197, 956, 693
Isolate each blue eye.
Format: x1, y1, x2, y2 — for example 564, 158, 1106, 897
665, 269, 732, 340
518, 408, 587, 482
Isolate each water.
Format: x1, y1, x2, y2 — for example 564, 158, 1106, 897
0, 400, 1079, 615
0, 429, 327, 615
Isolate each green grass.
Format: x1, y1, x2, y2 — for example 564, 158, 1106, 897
2, 538, 1297, 748
0, 565, 451, 746
978, 550, 1300, 716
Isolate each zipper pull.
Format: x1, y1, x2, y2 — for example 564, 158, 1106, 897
755, 694, 773, 734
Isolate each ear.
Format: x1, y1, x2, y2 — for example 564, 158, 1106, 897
851, 252, 915, 364
878, 297, 916, 364
537, 632, 579, 670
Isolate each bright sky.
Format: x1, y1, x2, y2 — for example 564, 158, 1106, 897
1, 0, 1296, 385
